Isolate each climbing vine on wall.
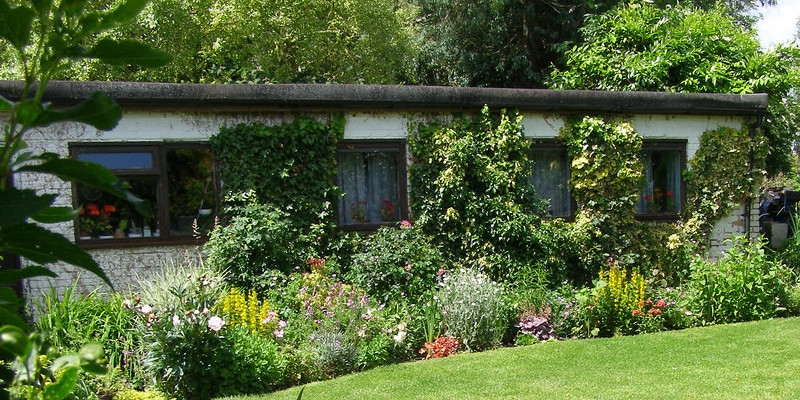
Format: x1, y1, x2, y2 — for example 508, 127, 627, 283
683, 125, 767, 246
210, 116, 345, 227
408, 106, 543, 281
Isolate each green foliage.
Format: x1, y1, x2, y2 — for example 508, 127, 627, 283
132, 256, 228, 400
438, 268, 506, 352
204, 191, 310, 289
210, 116, 343, 238
684, 126, 766, 244
0, 326, 107, 400
560, 116, 642, 215
688, 236, 792, 324
63, 0, 419, 84
217, 326, 287, 397
347, 223, 444, 303
549, 2, 800, 177
414, 0, 621, 88
33, 284, 141, 387
0, 1, 166, 397
593, 263, 646, 336
408, 107, 541, 281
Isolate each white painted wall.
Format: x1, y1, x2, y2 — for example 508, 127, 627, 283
13, 109, 755, 298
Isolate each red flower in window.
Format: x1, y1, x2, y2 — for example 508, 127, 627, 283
103, 205, 116, 214
666, 190, 673, 197
644, 195, 653, 201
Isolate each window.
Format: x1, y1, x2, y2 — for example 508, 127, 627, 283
71, 143, 218, 246
336, 140, 407, 230
529, 140, 572, 217
636, 140, 686, 219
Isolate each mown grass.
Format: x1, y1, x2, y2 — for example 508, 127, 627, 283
219, 317, 800, 400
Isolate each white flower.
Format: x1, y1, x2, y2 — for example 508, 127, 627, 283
122, 299, 132, 309
207, 316, 225, 332
397, 323, 407, 331
393, 331, 407, 343
172, 315, 181, 327
139, 304, 152, 314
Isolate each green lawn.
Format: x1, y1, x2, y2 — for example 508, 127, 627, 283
220, 317, 800, 400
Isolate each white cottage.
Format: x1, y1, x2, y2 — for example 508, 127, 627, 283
0, 81, 768, 296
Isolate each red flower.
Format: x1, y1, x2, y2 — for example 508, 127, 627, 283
656, 300, 666, 308
86, 204, 98, 211
632, 309, 641, 316
89, 208, 100, 216
666, 190, 673, 197
644, 195, 653, 201
103, 205, 116, 213
79, 208, 85, 215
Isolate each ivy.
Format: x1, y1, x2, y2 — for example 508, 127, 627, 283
683, 125, 766, 246
408, 106, 542, 281
560, 116, 642, 216
209, 116, 345, 228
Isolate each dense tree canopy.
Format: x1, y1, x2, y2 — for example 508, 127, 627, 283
549, 2, 800, 176
49, 0, 420, 84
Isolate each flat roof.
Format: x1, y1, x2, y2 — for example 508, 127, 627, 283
0, 81, 768, 115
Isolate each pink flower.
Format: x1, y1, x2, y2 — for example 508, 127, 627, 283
437, 269, 445, 276
656, 300, 666, 308
278, 320, 287, 329
274, 329, 284, 338
632, 309, 641, 316
400, 220, 412, 229
207, 316, 225, 332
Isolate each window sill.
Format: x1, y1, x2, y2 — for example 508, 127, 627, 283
77, 236, 207, 250
635, 212, 681, 222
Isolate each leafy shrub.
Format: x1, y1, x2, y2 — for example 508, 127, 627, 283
205, 190, 311, 287
132, 258, 229, 400
135, 253, 227, 312
217, 326, 287, 396
689, 236, 792, 324
210, 117, 344, 230
438, 268, 506, 351
347, 222, 444, 303
408, 107, 545, 282
356, 334, 394, 371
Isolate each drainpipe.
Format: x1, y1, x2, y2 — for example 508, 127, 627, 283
745, 113, 765, 241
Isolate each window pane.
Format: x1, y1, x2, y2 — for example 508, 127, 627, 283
530, 149, 570, 217
78, 152, 153, 170
638, 150, 681, 213
338, 151, 399, 225
167, 148, 216, 236
76, 178, 159, 240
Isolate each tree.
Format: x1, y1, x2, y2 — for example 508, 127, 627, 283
1, 0, 168, 396
57, 0, 420, 84
413, 0, 620, 88
549, 2, 800, 176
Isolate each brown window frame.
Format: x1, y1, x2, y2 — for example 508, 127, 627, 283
69, 142, 219, 249
336, 139, 409, 232
635, 139, 687, 222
